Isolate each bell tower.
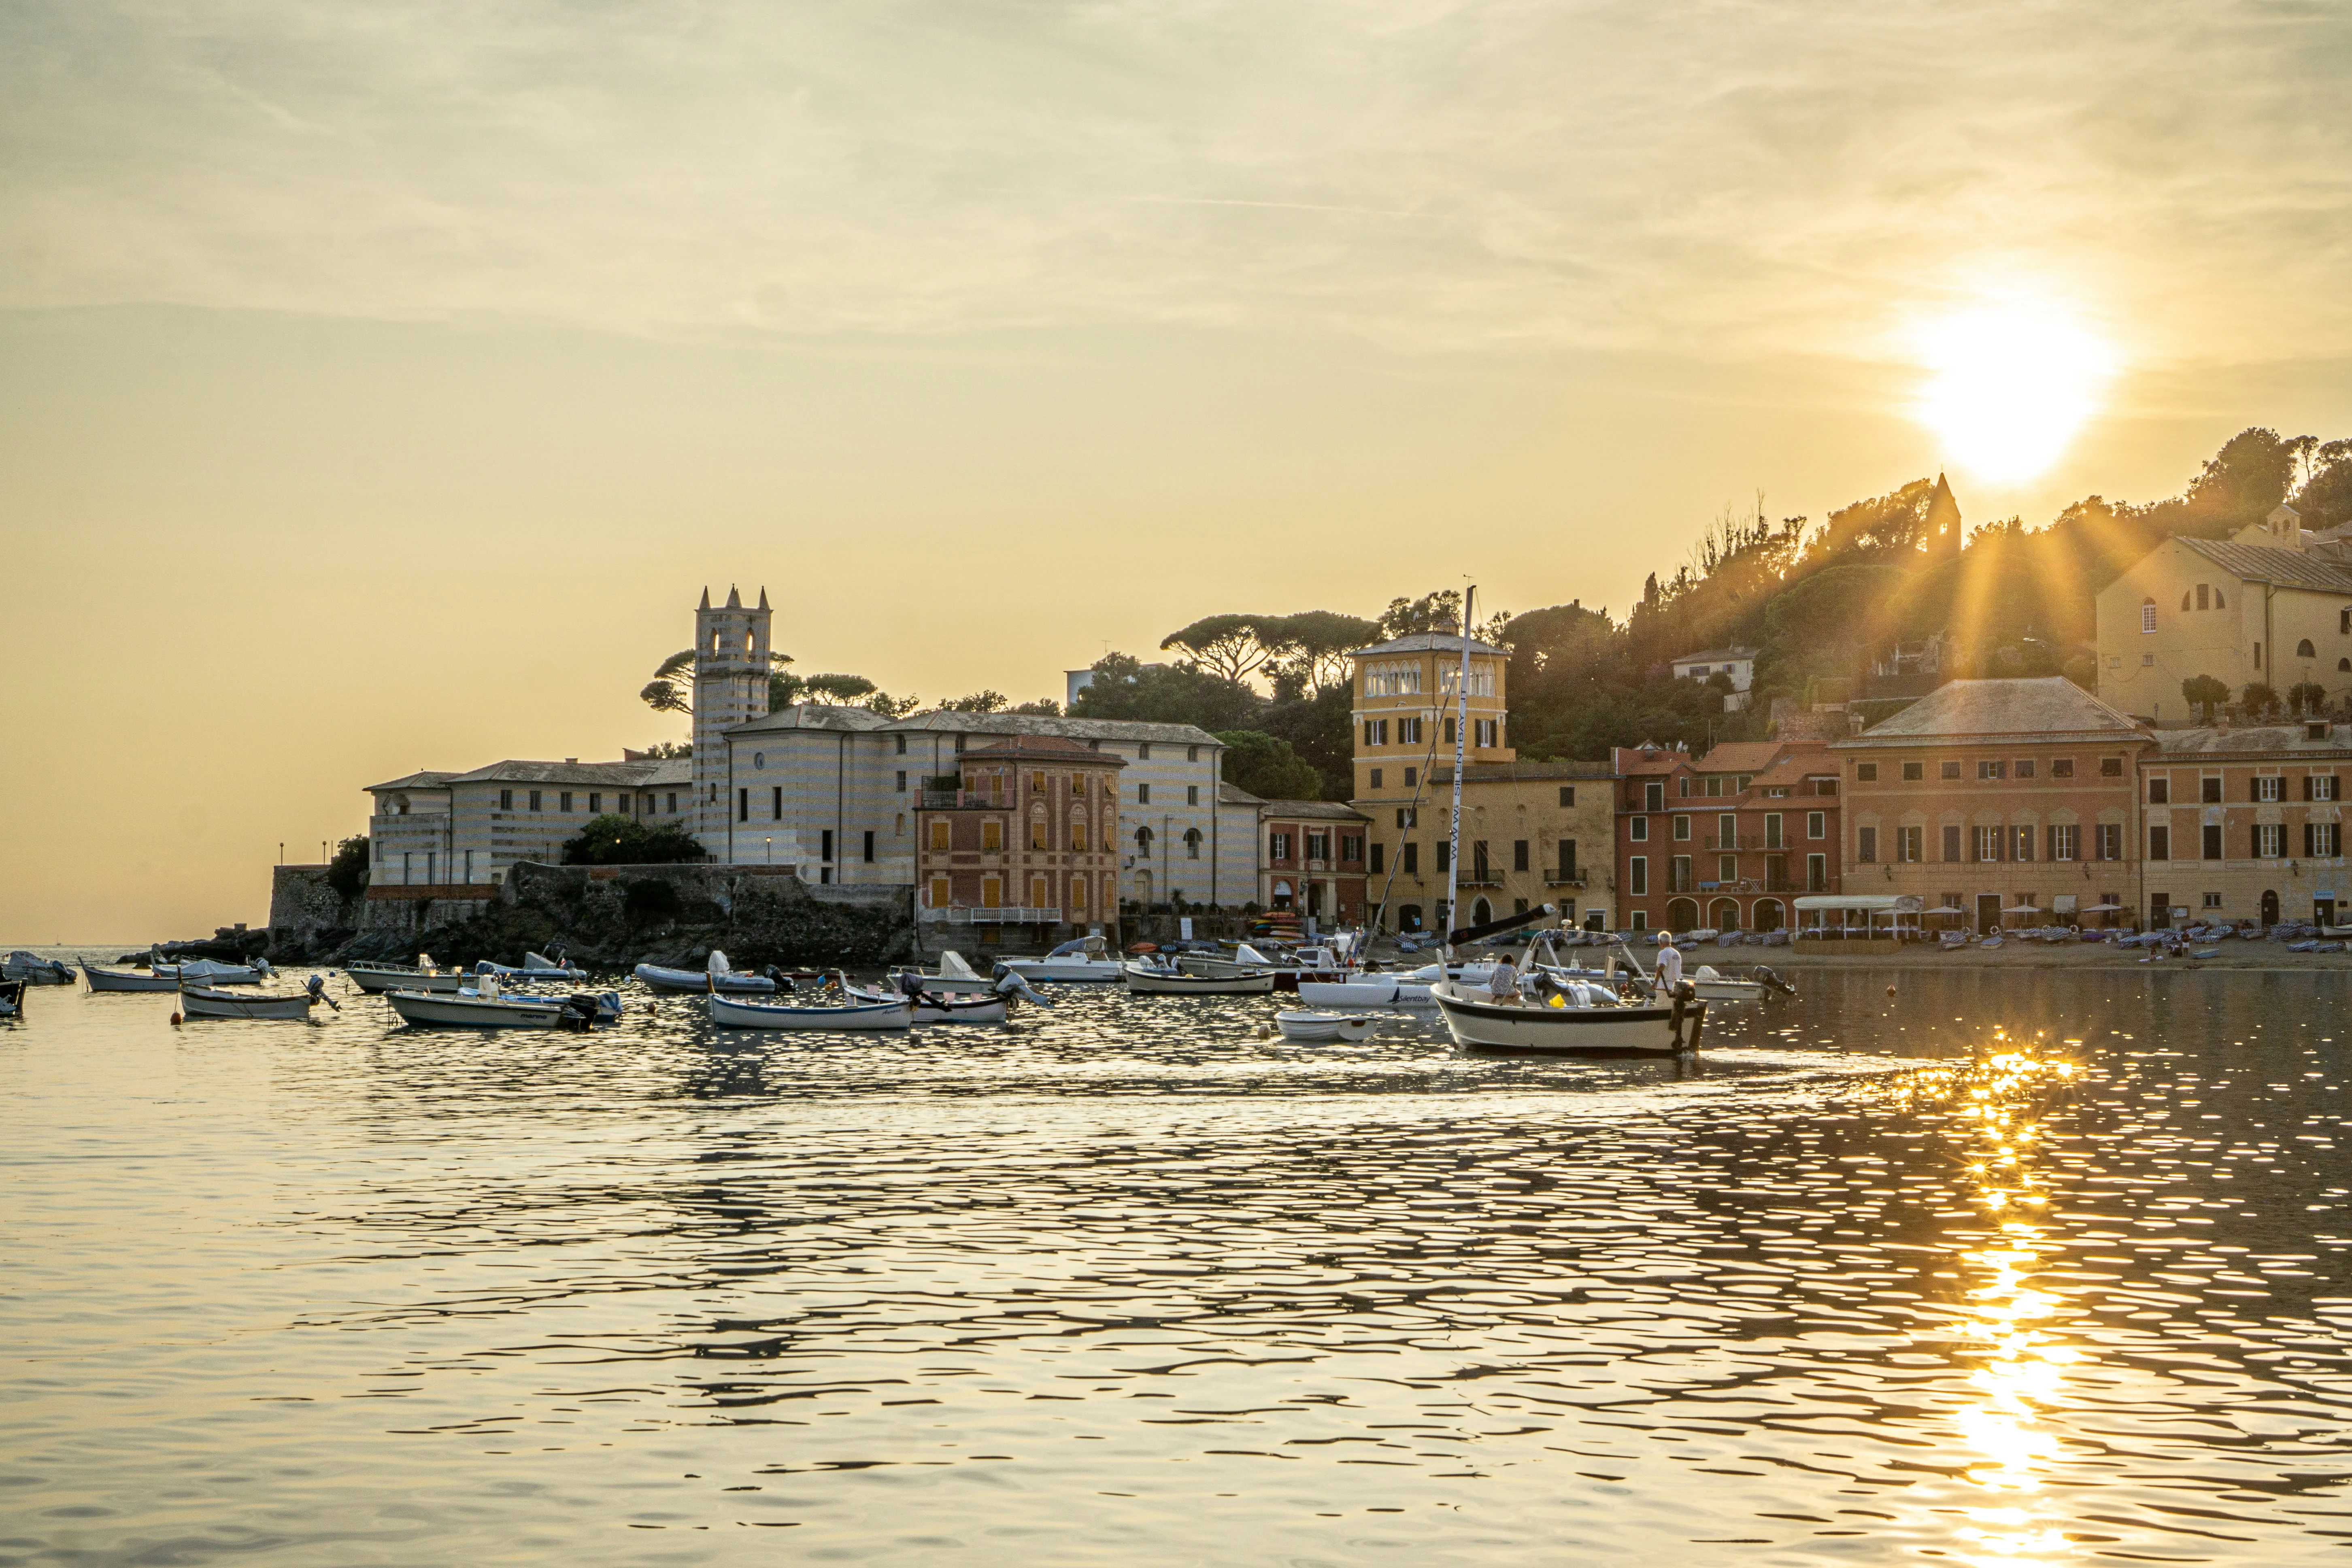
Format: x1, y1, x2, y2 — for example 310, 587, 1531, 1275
691, 585, 772, 857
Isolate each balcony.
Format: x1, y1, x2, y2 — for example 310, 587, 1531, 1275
919, 905, 1065, 925
920, 790, 1010, 810
1544, 871, 1584, 887
1455, 872, 1503, 888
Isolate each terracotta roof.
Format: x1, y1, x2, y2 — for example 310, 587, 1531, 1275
958, 734, 1127, 766
1693, 741, 1786, 773
2154, 723, 2352, 758
1347, 632, 1509, 658
885, 711, 1222, 747
1611, 745, 1691, 775
1835, 678, 2146, 748
2174, 537, 2352, 595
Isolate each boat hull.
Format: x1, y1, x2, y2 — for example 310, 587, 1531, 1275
348, 965, 467, 994
995, 959, 1124, 983
385, 989, 583, 1028
886, 970, 998, 996
82, 964, 179, 992
1432, 981, 1703, 1055
1123, 966, 1276, 995
180, 985, 316, 1020
1296, 978, 1435, 1008
709, 993, 913, 1030
634, 963, 778, 994
1275, 1011, 1380, 1042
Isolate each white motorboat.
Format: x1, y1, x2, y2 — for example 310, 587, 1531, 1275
80, 959, 179, 992
708, 991, 914, 1031
152, 956, 270, 986
1180, 942, 1350, 990
475, 952, 588, 983
179, 974, 335, 1021
1274, 1010, 1380, 1043
1176, 942, 1281, 978
1122, 960, 1276, 995
1296, 975, 1437, 1008
996, 935, 1125, 984
855, 968, 1047, 1023
887, 950, 997, 996
347, 958, 470, 994
4, 951, 74, 985
1431, 977, 1704, 1055
386, 975, 605, 1029
634, 949, 780, 994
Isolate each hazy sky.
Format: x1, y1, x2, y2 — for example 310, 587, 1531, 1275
4, 0, 2349, 936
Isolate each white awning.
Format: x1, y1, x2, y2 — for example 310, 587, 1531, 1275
1792, 894, 1922, 913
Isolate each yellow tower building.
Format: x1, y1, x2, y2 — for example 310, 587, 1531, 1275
1349, 630, 1514, 932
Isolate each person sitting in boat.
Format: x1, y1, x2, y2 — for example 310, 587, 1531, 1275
1654, 934, 1684, 994
1486, 953, 1521, 1006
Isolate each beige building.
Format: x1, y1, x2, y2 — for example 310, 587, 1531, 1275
2144, 722, 2352, 928
1411, 761, 1618, 933
2097, 504, 2352, 721
1349, 630, 1514, 934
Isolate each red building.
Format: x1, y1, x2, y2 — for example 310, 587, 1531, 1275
1612, 739, 1841, 933
1257, 799, 1370, 925
915, 736, 1125, 939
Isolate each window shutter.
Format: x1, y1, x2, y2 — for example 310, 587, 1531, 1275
2304, 775, 2315, 802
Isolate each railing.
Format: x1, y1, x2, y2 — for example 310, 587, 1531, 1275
1544, 871, 1584, 887
920, 790, 1009, 810
919, 906, 1065, 924
1457, 872, 1503, 888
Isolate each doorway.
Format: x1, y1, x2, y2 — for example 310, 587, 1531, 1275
2147, 893, 2171, 930
1709, 897, 1740, 930
1976, 893, 2002, 935
1667, 898, 1699, 932
1471, 897, 1492, 927
2261, 888, 2280, 927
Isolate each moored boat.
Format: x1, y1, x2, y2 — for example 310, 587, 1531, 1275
708, 991, 914, 1030
386, 975, 606, 1029
475, 951, 588, 983
81, 959, 180, 992
180, 974, 335, 1021
152, 956, 270, 986
1275, 1010, 1380, 1042
886, 950, 997, 996
347, 960, 470, 994
0, 979, 23, 1017
996, 935, 1125, 984
4, 951, 74, 985
1122, 960, 1276, 995
1295, 975, 1438, 1008
635, 949, 780, 994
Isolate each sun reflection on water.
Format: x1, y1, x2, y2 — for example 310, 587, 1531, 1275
1878, 1036, 2088, 1566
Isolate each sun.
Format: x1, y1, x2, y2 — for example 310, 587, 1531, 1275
1914, 301, 2116, 485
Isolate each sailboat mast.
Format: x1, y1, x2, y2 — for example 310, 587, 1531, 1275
1444, 584, 1473, 952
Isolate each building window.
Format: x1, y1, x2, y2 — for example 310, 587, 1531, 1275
2051, 824, 2078, 861
2254, 823, 2284, 858
1857, 826, 1878, 863
2051, 759, 2074, 779
1631, 817, 1649, 842
772, 786, 783, 818
1717, 813, 1737, 848
1308, 830, 1331, 861
1857, 763, 1878, 782
1559, 786, 1576, 807
500, 789, 513, 811
1071, 822, 1088, 851
529, 789, 542, 811
2308, 822, 2342, 857
1976, 826, 2003, 862
1898, 826, 1922, 862
2141, 599, 2156, 633
1137, 743, 1152, 760
1187, 784, 1199, 806
588, 793, 601, 813
896, 735, 908, 755
1435, 842, 1451, 872
1402, 842, 1419, 874
1765, 813, 1783, 849
1031, 818, 1049, 850
2254, 641, 2263, 669
1071, 874, 1089, 911
2202, 823, 2222, 860
1807, 811, 1825, 840
1370, 842, 1385, 873
1341, 835, 1363, 862
1135, 826, 1153, 855
980, 821, 1002, 852
2015, 760, 2035, 779
2254, 775, 2283, 802
1513, 839, 1529, 872
1474, 719, 1498, 749
1717, 853, 1737, 883
1644, 781, 1666, 811
2101, 757, 2123, 778
895, 770, 907, 793
2148, 777, 2169, 804
1805, 854, 1825, 891
2148, 824, 2170, 861
1188, 745, 1199, 762
2312, 775, 2339, 802
928, 875, 951, 908
1399, 719, 1422, 745
1185, 829, 1203, 860
1137, 783, 1150, 805
1670, 815, 1688, 840
1901, 762, 1923, 781
2010, 825, 2034, 862
1630, 856, 1648, 896
1364, 661, 1422, 697
2196, 776, 2220, 804
1940, 761, 1961, 780
2097, 823, 2121, 861
1942, 824, 1963, 862
2299, 639, 2317, 657
929, 820, 951, 851
1978, 760, 2006, 781
1557, 840, 1577, 879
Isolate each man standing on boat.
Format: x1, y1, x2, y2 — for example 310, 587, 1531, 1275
1654, 933, 1684, 996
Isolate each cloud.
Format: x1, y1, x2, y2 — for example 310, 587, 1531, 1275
2, 0, 2348, 362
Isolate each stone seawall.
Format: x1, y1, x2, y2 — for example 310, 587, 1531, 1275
320, 862, 915, 970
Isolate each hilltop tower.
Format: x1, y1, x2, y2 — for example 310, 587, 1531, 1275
1927, 472, 1963, 557
691, 585, 773, 856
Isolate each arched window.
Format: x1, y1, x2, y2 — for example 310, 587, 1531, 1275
1134, 826, 1153, 852
2196, 584, 2209, 610
2215, 589, 2224, 608
2141, 600, 2157, 634
2298, 639, 2317, 657
1183, 828, 1202, 860
2181, 591, 2193, 611
2339, 658, 2350, 673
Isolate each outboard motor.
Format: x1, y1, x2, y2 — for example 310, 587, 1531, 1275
1755, 964, 1798, 997
557, 994, 604, 1030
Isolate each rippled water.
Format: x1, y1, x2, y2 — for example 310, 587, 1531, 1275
3, 957, 2347, 1565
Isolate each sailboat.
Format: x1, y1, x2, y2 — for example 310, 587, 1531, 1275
1421, 585, 1707, 1056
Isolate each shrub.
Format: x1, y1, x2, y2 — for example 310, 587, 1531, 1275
325, 836, 372, 899
561, 813, 708, 865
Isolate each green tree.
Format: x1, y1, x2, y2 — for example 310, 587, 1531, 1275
1261, 610, 1381, 694
942, 690, 1008, 712
2288, 680, 2330, 716
1069, 652, 1264, 731
1161, 614, 1287, 685
2241, 681, 2281, 717
325, 835, 372, 899
642, 646, 795, 715
2181, 674, 2229, 722
561, 814, 708, 866
1215, 730, 1322, 801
